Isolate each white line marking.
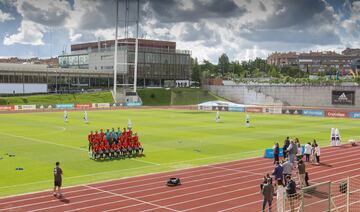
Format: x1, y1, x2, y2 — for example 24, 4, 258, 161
207, 165, 264, 176
0, 144, 357, 209
81, 185, 179, 212
8, 146, 360, 212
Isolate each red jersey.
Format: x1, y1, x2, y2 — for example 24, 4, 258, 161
88, 133, 94, 143
94, 133, 101, 144
117, 142, 122, 150
100, 144, 106, 151
104, 143, 110, 150
111, 143, 117, 150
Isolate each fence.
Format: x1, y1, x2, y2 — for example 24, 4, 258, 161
277, 175, 360, 212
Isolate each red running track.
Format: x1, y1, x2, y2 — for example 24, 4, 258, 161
1, 144, 360, 212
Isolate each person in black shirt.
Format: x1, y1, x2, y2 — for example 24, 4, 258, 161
283, 137, 290, 159
53, 161, 63, 197
286, 175, 297, 212
273, 142, 280, 164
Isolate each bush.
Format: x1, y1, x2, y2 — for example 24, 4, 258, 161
0, 99, 8, 105
22, 98, 28, 104
150, 93, 155, 99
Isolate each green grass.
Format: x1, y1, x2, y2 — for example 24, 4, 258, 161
138, 88, 223, 106
0, 91, 114, 105
0, 88, 221, 106
0, 109, 359, 197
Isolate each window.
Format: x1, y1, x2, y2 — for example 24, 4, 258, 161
101, 55, 113, 60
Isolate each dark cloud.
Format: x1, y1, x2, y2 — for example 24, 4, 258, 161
179, 22, 221, 46
19, 1, 70, 26
240, 28, 340, 45
258, 0, 335, 29
258, 1, 266, 11
240, 0, 341, 45
146, 0, 247, 23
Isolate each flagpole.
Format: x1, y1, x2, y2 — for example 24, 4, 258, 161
113, 0, 119, 95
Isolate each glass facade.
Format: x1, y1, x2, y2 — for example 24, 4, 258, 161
59, 54, 89, 69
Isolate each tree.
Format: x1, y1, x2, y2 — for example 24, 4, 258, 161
191, 57, 201, 82
268, 65, 279, 77
218, 53, 230, 76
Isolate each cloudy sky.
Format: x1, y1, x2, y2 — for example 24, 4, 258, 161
0, 0, 359, 63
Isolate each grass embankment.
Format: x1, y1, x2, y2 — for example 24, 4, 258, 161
138, 88, 223, 106
0, 91, 114, 105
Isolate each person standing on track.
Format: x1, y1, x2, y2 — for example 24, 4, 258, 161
282, 159, 292, 185
314, 144, 320, 165
53, 162, 63, 198
261, 178, 274, 212
273, 142, 280, 164
276, 180, 285, 212
283, 137, 290, 159
304, 142, 312, 162
287, 140, 297, 164
297, 160, 306, 188
286, 175, 296, 212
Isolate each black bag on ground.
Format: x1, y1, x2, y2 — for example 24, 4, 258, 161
167, 178, 181, 186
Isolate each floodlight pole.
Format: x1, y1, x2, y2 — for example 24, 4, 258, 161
133, 0, 139, 93
113, 0, 119, 95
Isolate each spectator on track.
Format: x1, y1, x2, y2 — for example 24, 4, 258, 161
272, 161, 283, 184
260, 176, 268, 192
283, 137, 290, 159
296, 140, 303, 161
282, 159, 292, 185
276, 180, 285, 212
304, 142, 312, 162
53, 162, 63, 198
273, 142, 280, 164
314, 144, 320, 165
286, 175, 297, 212
262, 178, 274, 212
287, 140, 296, 164
297, 160, 306, 188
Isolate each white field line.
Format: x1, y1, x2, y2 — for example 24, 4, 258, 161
0, 131, 160, 166
16, 150, 360, 212
0, 145, 270, 191
0, 145, 358, 210
0, 132, 82, 152
0, 137, 343, 192
0, 144, 353, 206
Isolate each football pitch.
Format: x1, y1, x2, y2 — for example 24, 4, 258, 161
0, 109, 359, 197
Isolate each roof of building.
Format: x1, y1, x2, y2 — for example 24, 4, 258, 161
71, 38, 176, 52
0, 63, 112, 75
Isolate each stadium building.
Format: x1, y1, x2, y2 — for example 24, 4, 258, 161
58, 38, 191, 87
0, 38, 191, 94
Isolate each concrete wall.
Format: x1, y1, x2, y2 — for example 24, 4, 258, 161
206, 84, 360, 108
